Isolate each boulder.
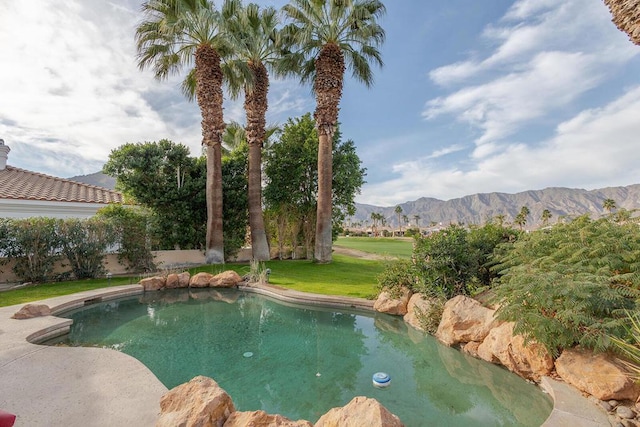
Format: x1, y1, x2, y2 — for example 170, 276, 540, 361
403, 294, 434, 331
157, 376, 235, 427
223, 411, 312, 427
555, 347, 640, 401
140, 276, 166, 291
476, 322, 553, 382
12, 303, 51, 319
210, 271, 243, 288
165, 274, 180, 289
462, 341, 481, 358
374, 287, 412, 316
315, 396, 404, 427
435, 295, 500, 346
190, 272, 214, 288
178, 272, 191, 288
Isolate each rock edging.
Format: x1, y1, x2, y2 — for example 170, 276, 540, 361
157, 376, 404, 427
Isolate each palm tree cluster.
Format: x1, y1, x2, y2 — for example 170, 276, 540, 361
136, 0, 385, 264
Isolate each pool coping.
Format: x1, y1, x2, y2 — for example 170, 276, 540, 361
0, 284, 610, 426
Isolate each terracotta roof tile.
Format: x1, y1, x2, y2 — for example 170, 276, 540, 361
0, 166, 123, 204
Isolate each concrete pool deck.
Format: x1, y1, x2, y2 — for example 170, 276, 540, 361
0, 284, 610, 426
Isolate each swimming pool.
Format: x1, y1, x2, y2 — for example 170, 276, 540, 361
49, 288, 552, 426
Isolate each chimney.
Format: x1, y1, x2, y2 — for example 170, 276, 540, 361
0, 139, 9, 170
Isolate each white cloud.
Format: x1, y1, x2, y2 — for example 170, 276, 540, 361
359, 86, 640, 206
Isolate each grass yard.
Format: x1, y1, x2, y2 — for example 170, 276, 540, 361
0, 276, 140, 307
0, 253, 386, 307
334, 236, 413, 259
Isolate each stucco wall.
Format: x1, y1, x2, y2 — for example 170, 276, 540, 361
0, 249, 209, 284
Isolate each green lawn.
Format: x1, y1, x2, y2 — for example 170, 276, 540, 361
334, 236, 413, 259
0, 253, 386, 307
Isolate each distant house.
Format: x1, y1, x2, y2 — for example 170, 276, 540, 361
0, 140, 123, 219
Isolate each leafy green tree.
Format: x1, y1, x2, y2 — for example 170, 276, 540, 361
221, 144, 249, 260
491, 215, 640, 356
263, 113, 365, 258
136, 0, 237, 263
541, 209, 552, 226
224, 2, 286, 261
103, 140, 206, 250
282, 0, 386, 263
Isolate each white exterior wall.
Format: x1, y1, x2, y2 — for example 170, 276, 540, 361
0, 199, 108, 219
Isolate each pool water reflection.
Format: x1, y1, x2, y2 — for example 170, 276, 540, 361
50, 289, 552, 426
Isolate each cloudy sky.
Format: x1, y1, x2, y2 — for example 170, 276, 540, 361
1, 0, 639, 206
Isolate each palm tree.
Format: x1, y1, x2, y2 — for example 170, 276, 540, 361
541, 209, 552, 226
394, 205, 403, 236
413, 215, 420, 228
224, 2, 284, 261
136, 0, 234, 264
282, 0, 386, 263
402, 214, 409, 228
603, 0, 640, 45
603, 198, 617, 214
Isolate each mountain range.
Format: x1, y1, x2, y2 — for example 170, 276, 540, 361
353, 185, 640, 229
69, 172, 639, 230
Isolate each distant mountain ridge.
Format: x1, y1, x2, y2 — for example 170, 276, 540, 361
68, 172, 116, 190
354, 184, 640, 229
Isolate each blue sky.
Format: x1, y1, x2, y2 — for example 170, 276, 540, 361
1, 0, 639, 206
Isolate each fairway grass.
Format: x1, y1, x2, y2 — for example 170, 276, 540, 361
0, 253, 386, 307
335, 236, 413, 259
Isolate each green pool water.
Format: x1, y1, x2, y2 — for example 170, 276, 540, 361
50, 289, 552, 426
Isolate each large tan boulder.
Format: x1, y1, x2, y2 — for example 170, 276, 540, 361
157, 376, 235, 427
315, 396, 404, 427
476, 322, 553, 381
403, 294, 439, 332
210, 271, 242, 288
178, 272, 191, 288
165, 274, 180, 289
374, 287, 412, 316
555, 347, 640, 401
12, 304, 51, 319
435, 295, 500, 346
140, 276, 166, 291
190, 272, 214, 288
223, 411, 312, 427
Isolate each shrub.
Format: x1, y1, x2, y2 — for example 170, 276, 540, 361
413, 295, 447, 334
376, 259, 419, 296
57, 218, 116, 279
2, 217, 61, 283
491, 215, 640, 356
97, 205, 155, 273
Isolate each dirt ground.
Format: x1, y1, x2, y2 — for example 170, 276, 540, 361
332, 245, 396, 261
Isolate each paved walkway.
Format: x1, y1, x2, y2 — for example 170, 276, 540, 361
0, 284, 610, 426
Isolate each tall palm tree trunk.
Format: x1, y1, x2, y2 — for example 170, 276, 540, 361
313, 43, 344, 263
196, 45, 225, 264
245, 63, 271, 261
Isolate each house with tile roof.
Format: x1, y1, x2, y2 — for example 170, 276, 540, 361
0, 140, 123, 218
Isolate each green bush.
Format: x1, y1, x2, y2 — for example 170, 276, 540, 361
97, 205, 155, 273
57, 218, 116, 279
491, 215, 640, 356
1, 217, 62, 283
376, 259, 419, 295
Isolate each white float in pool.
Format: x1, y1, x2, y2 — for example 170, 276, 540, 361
243, 352, 253, 358
372, 372, 391, 388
